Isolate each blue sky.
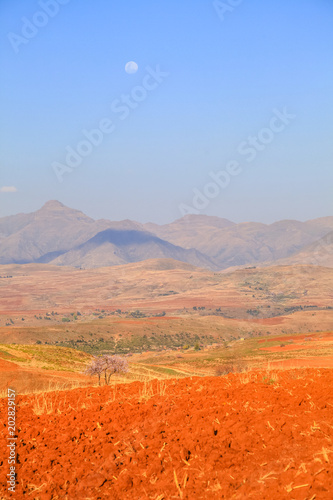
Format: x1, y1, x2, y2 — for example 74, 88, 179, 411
0, 0, 332, 223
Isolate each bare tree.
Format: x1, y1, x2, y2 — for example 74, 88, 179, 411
84, 356, 104, 386
103, 355, 128, 385
85, 355, 128, 386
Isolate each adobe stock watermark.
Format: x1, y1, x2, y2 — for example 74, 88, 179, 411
179, 107, 296, 216
7, 388, 17, 493
52, 65, 169, 182
213, 0, 244, 22
7, 0, 70, 54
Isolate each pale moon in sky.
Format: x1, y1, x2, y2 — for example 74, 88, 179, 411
125, 61, 138, 74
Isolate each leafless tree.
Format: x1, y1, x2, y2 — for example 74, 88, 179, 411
84, 356, 105, 386
85, 355, 128, 385
103, 355, 128, 385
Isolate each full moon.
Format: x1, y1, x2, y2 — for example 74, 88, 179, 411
125, 61, 138, 74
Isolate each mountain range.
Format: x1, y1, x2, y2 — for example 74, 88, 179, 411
0, 200, 332, 270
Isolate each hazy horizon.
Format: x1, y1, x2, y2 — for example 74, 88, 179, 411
2, 198, 332, 227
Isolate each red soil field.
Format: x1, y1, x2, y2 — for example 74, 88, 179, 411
266, 357, 333, 369
259, 332, 333, 343
260, 344, 317, 352
0, 359, 90, 394
1, 369, 332, 499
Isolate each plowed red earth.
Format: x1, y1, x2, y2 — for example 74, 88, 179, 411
1, 370, 332, 499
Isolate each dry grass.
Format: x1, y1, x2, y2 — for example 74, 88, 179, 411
30, 387, 98, 415
138, 379, 169, 401
32, 393, 59, 415
0, 389, 9, 398
21, 379, 100, 397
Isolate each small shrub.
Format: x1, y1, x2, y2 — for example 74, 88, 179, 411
215, 364, 235, 376
262, 375, 276, 385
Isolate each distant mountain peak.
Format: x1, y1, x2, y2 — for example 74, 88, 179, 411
36, 200, 93, 223
40, 200, 66, 210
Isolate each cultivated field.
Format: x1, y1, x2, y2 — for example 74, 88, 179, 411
0, 368, 332, 498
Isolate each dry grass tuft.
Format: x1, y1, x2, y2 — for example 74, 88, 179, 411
32, 393, 57, 415
137, 378, 169, 401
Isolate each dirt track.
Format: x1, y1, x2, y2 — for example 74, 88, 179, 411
1, 369, 332, 499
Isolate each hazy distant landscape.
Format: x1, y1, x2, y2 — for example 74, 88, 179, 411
0, 200, 332, 357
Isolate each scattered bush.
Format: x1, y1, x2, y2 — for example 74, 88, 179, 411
215, 364, 235, 376
247, 309, 259, 316
215, 361, 249, 376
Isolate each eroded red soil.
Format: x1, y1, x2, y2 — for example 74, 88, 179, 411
266, 357, 333, 369
259, 331, 333, 355
260, 344, 318, 352
1, 369, 332, 499
259, 331, 333, 343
